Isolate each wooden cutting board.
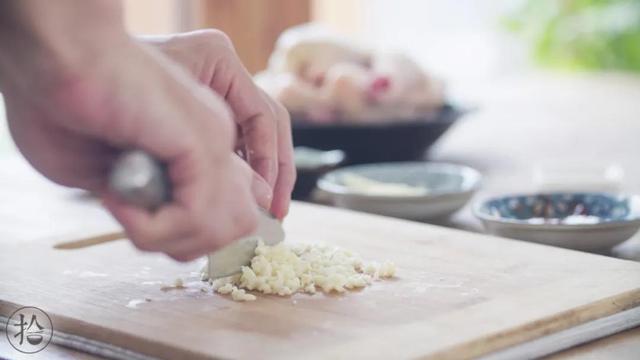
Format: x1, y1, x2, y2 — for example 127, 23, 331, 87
1, 204, 639, 359
0, 158, 639, 359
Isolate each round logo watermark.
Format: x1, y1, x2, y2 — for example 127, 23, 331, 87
5, 306, 53, 354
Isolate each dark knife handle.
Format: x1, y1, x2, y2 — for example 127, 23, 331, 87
108, 150, 171, 210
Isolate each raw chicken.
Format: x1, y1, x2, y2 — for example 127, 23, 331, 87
255, 24, 444, 124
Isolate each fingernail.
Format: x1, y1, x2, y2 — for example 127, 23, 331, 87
273, 200, 289, 220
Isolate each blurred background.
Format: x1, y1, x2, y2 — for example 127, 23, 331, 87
2, 0, 639, 145
121, 0, 640, 97
3, 0, 639, 147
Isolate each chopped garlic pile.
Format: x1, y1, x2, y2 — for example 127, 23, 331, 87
206, 240, 396, 302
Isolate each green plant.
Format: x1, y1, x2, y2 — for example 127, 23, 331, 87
504, 0, 640, 72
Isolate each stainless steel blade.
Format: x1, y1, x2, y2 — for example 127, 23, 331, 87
207, 209, 284, 279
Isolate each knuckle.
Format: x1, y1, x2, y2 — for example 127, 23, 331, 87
126, 227, 159, 251
199, 29, 233, 49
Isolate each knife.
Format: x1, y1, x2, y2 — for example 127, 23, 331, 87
54, 150, 285, 279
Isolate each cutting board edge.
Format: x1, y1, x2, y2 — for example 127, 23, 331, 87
480, 305, 640, 360
428, 287, 640, 360
0, 300, 210, 360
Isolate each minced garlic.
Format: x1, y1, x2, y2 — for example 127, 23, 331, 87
231, 288, 257, 302
205, 240, 396, 301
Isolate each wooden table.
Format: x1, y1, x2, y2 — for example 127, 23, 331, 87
1, 72, 640, 358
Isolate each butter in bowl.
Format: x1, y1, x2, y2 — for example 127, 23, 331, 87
318, 162, 482, 220
474, 192, 640, 252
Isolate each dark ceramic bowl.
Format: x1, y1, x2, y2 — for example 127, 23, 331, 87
291, 104, 464, 165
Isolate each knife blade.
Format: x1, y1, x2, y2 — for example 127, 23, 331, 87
107, 150, 285, 279
207, 210, 284, 279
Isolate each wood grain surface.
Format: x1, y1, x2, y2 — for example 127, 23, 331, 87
0, 159, 639, 359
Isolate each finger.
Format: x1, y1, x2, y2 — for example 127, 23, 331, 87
167, 249, 206, 263
225, 156, 261, 236
252, 172, 273, 210
102, 193, 194, 252
242, 109, 278, 189
265, 96, 296, 219
211, 55, 279, 188
271, 162, 296, 219
163, 238, 216, 262
232, 155, 272, 211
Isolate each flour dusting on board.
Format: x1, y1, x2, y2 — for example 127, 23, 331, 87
202, 240, 396, 301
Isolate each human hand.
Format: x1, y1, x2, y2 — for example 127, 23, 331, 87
143, 30, 296, 219
1, 19, 267, 261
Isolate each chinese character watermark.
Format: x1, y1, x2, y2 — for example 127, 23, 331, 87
5, 306, 53, 354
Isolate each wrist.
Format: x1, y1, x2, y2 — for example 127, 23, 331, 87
0, 1, 128, 90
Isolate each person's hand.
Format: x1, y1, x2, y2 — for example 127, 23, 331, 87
1, 12, 267, 261
143, 30, 296, 219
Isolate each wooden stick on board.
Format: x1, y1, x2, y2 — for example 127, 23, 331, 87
53, 231, 126, 250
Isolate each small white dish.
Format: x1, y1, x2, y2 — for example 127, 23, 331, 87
318, 162, 482, 220
474, 192, 640, 252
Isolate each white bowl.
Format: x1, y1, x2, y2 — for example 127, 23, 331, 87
474, 192, 640, 252
318, 162, 482, 220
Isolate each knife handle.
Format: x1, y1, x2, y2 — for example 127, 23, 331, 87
55, 150, 281, 251
108, 150, 171, 210
54, 150, 169, 250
